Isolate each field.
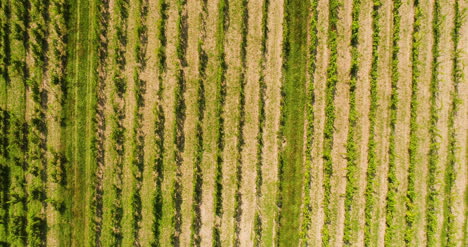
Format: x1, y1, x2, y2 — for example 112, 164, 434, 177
0, 0, 467, 246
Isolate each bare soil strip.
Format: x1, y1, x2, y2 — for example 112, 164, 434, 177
351, 0, 373, 244
370, 0, 393, 245
309, 0, 329, 245
160, 0, 181, 243
220, 0, 245, 244
238, 0, 264, 245
386, 0, 413, 246
138, 0, 163, 244
199, 0, 220, 245
259, 0, 283, 245
329, 0, 351, 244
408, 0, 434, 245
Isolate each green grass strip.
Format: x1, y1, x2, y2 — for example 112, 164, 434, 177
277, 0, 308, 245
364, 0, 382, 245
6, 0, 28, 245
384, 0, 402, 245
299, 0, 319, 243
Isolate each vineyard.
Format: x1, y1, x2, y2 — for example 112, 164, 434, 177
0, 0, 467, 246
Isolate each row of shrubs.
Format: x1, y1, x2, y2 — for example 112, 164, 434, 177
443, 1, 463, 245
363, 0, 382, 245
321, 0, 341, 245
299, 0, 319, 243
151, 0, 167, 245
384, 0, 402, 245
253, 0, 271, 244
342, 0, 362, 244
426, 0, 441, 245
233, 0, 248, 245
105, 0, 130, 245
404, 0, 423, 243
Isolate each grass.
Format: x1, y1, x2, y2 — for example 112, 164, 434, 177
277, 0, 308, 245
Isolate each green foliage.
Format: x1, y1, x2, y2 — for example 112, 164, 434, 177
384, 0, 402, 245
405, 0, 423, 243
364, 0, 381, 245
321, 0, 341, 245
426, 0, 441, 245
442, 1, 464, 246
343, 0, 361, 244
299, 0, 319, 243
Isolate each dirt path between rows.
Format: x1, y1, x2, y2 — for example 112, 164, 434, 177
178, 0, 201, 245
309, 0, 329, 245
238, 0, 264, 245
329, 0, 352, 245
138, 0, 163, 244
259, 0, 283, 245
353, 0, 373, 244
220, 0, 244, 244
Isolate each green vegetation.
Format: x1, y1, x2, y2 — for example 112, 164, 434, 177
343, 0, 361, 244
233, 0, 248, 244
321, 0, 341, 245
172, 0, 187, 245
384, 0, 402, 245
26, 0, 49, 245
212, 0, 227, 245
426, 0, 441, 245
277, 0, 308, 245
190, 9, 206, 247
442, 1, 464, 246
405, 0, 423, 243
299, 0, 319, 243
254, 0, 270, 244
364, 0, 382, 245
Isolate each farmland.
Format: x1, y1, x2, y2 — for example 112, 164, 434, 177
0, 0, 467, 246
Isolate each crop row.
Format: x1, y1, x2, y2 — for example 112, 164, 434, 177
321, 0, 341, 245
171, 0, 187, 245
299, 0, 319, 243
26, 0, 49, 245
105, 0, 130, 245
342, 0, 361, 244
0, 2, 8, 243
384, 0, 402, 245
233, 0, 248, 245
126, 0, 149, 245
5, 0, 28, 245
152, 0, 167, 245
426, 0, 441, 245
364, 0, 382, 245
405, 0, 423, 243
442, 1, 463, 245
253, 0, 270, 244
90, 0, 110, 244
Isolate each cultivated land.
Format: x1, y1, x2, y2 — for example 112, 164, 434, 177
0, 0, 466, 246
